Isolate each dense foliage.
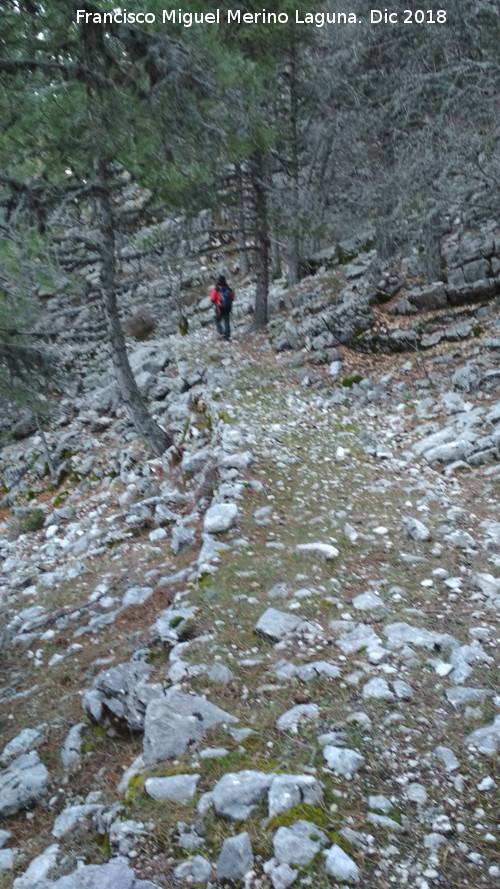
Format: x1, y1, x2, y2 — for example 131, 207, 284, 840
0, 0, 498, 409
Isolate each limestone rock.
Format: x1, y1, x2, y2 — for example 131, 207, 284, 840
263, 859, 298, 889
324, 844, 360, 883
1, 726, 45, 762
352, 591, 386, 612
276, 704, 321, 733
362, 678, 394, 700
144, 774, 200, 803
12, 843, 59, 889
0, 848, 20, 872
273, 820, 328, 866
143, 689, 236, 766
203, 502, 238, 533
171, 521, 195, 554
216, 832, 254, 882
296, 541, 339, 560
61, 723, 86, 771
48, 857, 160, 888
323, 746, 365, 779
212, 770, 274, 821
268, 774, 323, 817
173, 855, 212, 884
82, 660, 161, 732
52, 804, 103, 839
0, 752, 48, 818
255, 608, 324, 643
109, 821, 147, 857
402, 516, 431, 541
467, 715, 500, 756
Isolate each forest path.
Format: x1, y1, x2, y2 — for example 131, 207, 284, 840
160, 327, 500, 888
0, 326, 498, 889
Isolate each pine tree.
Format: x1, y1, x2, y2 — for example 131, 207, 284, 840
0, 0, 236, 450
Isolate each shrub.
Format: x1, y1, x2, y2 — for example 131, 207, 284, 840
10, 507, 45, 536
339, 373, 363, 387
123, 309, 157, 341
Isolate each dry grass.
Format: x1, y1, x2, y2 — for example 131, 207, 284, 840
123, 309, 157, 341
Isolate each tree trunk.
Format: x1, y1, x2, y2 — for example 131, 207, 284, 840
235, 163, 249, 277
270, 230, 282, 280
251, 151, 269, 329
96, 156, 172, 456
34, 413, 55, 481
422, 207, 444, 283
285, 47, 300, 286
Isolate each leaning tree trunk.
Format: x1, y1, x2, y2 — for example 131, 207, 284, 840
235, 163, 249, 277
250, 150, 269, 329
285, 46, 300, 286
96, 156, 172, 456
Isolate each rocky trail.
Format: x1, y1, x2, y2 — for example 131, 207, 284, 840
1, 264, 500, 888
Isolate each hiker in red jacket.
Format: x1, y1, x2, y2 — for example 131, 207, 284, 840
210, 275, 234, 341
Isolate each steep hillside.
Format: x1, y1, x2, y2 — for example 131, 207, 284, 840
0, 236, 499, 888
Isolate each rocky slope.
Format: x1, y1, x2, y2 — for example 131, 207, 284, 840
0, 228, 499, 889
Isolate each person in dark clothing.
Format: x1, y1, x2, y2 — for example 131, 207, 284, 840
209, 274, 235, 341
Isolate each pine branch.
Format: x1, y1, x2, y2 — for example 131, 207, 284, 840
0, 340, 58, 384
0, 59, 75, 76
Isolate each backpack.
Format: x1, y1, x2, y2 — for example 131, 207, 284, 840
218, 286, 232, 314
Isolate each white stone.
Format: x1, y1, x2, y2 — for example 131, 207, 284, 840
467, 714, 500, 755
323, 746, 365, 779
362, 678, 394, 700
329, 360, 342, 378
407, 783, 428, 805
432, 814, 453, 834
368, 794, 392, 813
149, 527, 167, 541
0, 752, 48, 818
174, 854, 212, 884
392, 680, 413, 700
402, 517, 431, 541
352, 591, 386, 612
0, 848, 19, 872
122, 585, 154, 607
296, 542, 339, 560
268, 774, 323, 817
1, 727, 45, 761
145, 774, 200, 803
324, 844, 360, 883
435, 661, 453, 677
52, 804, 102, 838
276, 704, 321, 733
477, 776, 496, 792
336, 624, 382, 655
12, 843, 59, 889
433, 746, 460, 772
204, 503, 238, 533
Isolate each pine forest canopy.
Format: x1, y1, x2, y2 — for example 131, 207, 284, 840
2, 1, 498, 252
0, 0, 499, 444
